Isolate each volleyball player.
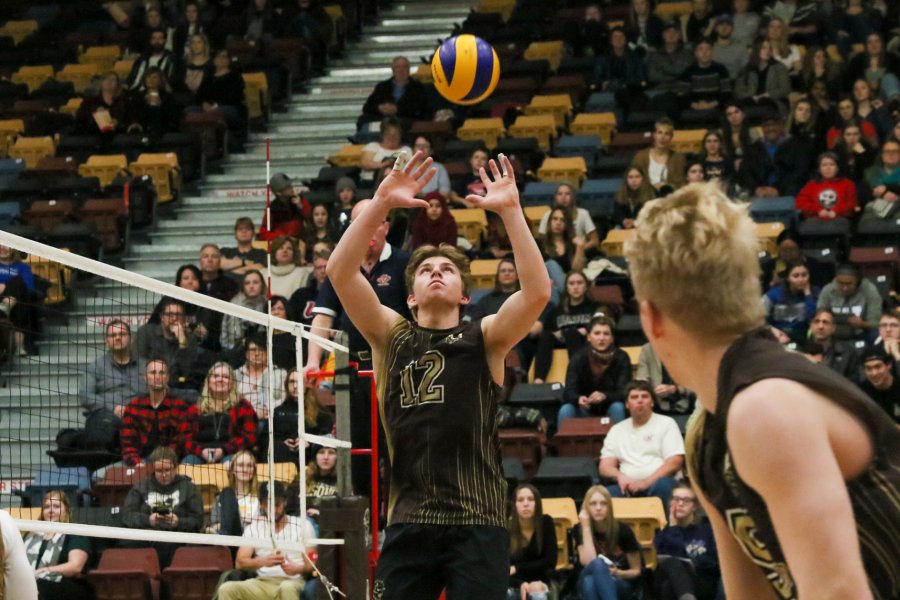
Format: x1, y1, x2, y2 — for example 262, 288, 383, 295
624, 182, 899, 600
326, 151, 550, 599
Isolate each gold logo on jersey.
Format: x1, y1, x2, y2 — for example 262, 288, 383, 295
725, 508, 795, 599
443, 333, 463, 345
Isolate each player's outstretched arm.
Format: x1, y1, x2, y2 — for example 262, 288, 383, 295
326, 151, 436, 350
469, 155, 551, 372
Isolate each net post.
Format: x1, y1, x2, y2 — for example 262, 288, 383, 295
333, 331, 353, 496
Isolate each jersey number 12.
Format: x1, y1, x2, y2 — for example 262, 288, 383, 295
399, 350, 446, 408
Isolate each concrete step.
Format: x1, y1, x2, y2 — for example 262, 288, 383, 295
0, 438, 59, 470
148, 231, 235, 247
331, 47, 437, 67
2, 407, 83, 431
374, 17, 456, 32
203, 166, 320, 184
282, 103, 361, 118
353, 34, 444, 51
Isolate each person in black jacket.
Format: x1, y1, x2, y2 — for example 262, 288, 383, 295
507, 484, 557, 600
359, 56, 430, 128
190, 48, 247, 152
735, 112, 813, 198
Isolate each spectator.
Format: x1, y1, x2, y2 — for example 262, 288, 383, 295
304, 204, 339, 257
119, 359, 197, 467
261, 369, 333, 464
734, 38, 791, 112
763, 17, 801, 76
730, 0, 761, 49
736, 111, 812, 197
533, 271, 598, 383
409, 193, 457, 250
280, 0, 332, 73
796, 152, 858, 221
863, 138, 900, 220
359, 117, 412, 183
221, 270, 268, 351
507, 484, 557, 600
685, 162, 707, 183
243, 0, 274, 46
680, 38, 731, 112
125, 67, 180, 138
763, 0, 821, 46
288, 250, 330, 340
183, 362, 257, 465
216, 481, 317, 600
809, 308, 863, 379
571, 4, 611, 58
74, 72, 128, 136
360, 56, 429, 127
799, 46, 843, 96
762, 261, 820, 342
237, 333, 287, 420
23, 491, 91, 600
853, 77, 893, 142
574, 485, 643, 600
636, 343, 696, 417
199, 243, 240, 346
448, 147, 489, 208
173, 1, 205, 59
413, 137, 451, 199
614, 167, 657, 229
121, 446, 204, 567
538, 183, 600, 252
720, 101, 759, 175
133, 299, 209, 395
827, 96, 880, 149
592, 27, 647, 95
220, 217, 268, 276
304, 441, 338, 520
646, 22, 693, 96
259, 172, 312, 241
267, 236, 312, 299
698, 130, 734, 182
127, 28, 177, 90
0, 245, 38, 356
844, 33, 900, 97
711, 14, 748, 80
540, 208, 587, 291
464, 256, 519, 322
268, 295, 299, 370
817, 263, 883, 341
680, 0, 715, 45
858, 347, 900, 423
188, 48, 247, 152
560, 315, 631, 424
152, 265, 220, 354
175, 33, 211, 100
808, 79, 834, 118
786, 97, 827, 155
209, 449, 259, 535
873, 311, 900, 369
632, 117, 687, 192
653, 481, 721, 600
599, 381, 685, 512
624, 0, 664, 53
833, 122, 878, 184
333, 176, 357, 235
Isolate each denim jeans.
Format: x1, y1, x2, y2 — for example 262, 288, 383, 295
557, 401, 627, 425
578, 558, 634, 600
607, 475, 678, 514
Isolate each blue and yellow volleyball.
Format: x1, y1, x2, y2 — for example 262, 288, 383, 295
431, 35, 500, 105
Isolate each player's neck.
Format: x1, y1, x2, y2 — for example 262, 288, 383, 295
663, 335, 734, 415
415, 308, 460, 330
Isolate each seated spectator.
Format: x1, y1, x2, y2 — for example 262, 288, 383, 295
844, 33, 900, 99
592, 27, 647, 96
615, 167, 656, 229
599, 381, 685, 511
0, 244, 38, 356
126, 67, 181, 138
359, 56, 429, 127
574, 485, 643, 600
267, 236, 312, 299
147, 266, 219, 353
786, 97, 827, 156
873, 311, 900, 372
243, 0, 274, 46
220, 217, 268, 276
809, 308, 863, 379
762, 261, 820, 342
541, 208, 587, 293
359, 117, 412, 183
632, 117, 687, 192
23, 490, 91, 600
221, 270, 268, 351
281, 0, 332, 74
409, 193, 457, 250
216, 481, 317, 600
862, 138, 900, 220
698, 130, 734, 183
288, 250, 330, 340
763, 17, 802, 75
413, 137, 451, 199
133, 300, 210, 395
305, 204, 339, 257
833, 120, 879, 184
653, 481, 721, 600
817, 263, 883, 342
271, 295, 301, 370
188, 48, 247, 152
261, 368, 333, 464
799, 46, 843, 97
796, 152, 858, 221
859, 347, 900, 422
560, 315, 631, 424
624, 0, 664, 53
507, 484, 557, 600
173, 1, 205, 59
711, 14, 748, 80
571, 4, 611, 58
646, 22, 693, 96
538, 184, 600, 252
209, 449, 259, 535
119, 358, 197, 467
686, 162, 707, 183
305, 441, 337, 519
533, 271, 597, 383
199, 243, 240, 301
636, 343, 696, 416
448, 147, 489, 208
680, 38, 731, 112
720, 101, 759, 175
175, 33, 211, 100
127, 28, 177, 90
827, 96, 880, 149
183, 362, 257, 464
852, 78, 893, 141
80, 320, 147, 448
680, 0, 714, 45
464, 257, 518, 322
74, 72, 128, 136
734, 38, 791, 113
121, 446, 204, 567
837, 0, 883, 59
259, 172, 312, 241
730, 0, 761, 48
735, 111, 812, 198
237, 332, 287, 420
333, 176, 357, 236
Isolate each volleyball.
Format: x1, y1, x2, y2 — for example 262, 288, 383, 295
431, 34, 500, 105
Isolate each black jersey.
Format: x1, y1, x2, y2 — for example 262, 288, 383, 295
376, 318, 506, 527
687, 328, 900, 600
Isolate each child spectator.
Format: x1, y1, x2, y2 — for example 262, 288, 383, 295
762, 261, 820, 342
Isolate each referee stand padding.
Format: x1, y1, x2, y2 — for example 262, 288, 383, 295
316, 496, 370, 600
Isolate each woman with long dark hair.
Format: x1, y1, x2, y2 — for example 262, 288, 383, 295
762, 261, 820, 343
537, 183, 599, 252
532, 271, 598, 384
786, 97, 827, 154
697, 130, 734, 183
540, 208, 586, 295
614, 167, 657, 229
409, 192, 458, 250
720, 101, 758, 174
827, 95, 879, 148
507, 484, 557, 600
734, 38, 791, 113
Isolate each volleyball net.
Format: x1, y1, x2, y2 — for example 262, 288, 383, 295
0, 229, 354, 589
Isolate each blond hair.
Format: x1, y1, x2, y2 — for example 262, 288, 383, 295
624, 182, 764, 338
581, 485, 618, 549
40, 490, 71, 523
199, 362, 240, 414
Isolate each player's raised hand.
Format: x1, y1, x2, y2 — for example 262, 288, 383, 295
373, 150, 435, 209
466, 154, 519, 214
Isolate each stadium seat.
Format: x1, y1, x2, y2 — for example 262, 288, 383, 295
78, 198, 128, 253
257, 462, 299, 483
584, 92, 617, 114
849, 246, 899, 289
440, 139, 484, 163
527, 348, 569, 384
554, 135, 601, 168
570, 113, 619, 148
798, 217, 851, 260
113, 59, 135, 80
0, 201, 21, 226
523, 205, 550, 236
499, 429, 543, 478
23, 199, 76, 233
8, 136, 55, 168
520, 182, 558, 206
181, 111, 229, 160
524, 94, 573, 128
622, 346, 642, 374
494, 137, 543, 172
655, 1, 693, 20
0, 20, 40, 45
79, 155, 129, 188
450, 208, 488, 247
540, 74, 588, 107
607, 131, 653, 155
537, 156, 587, 187
162, 546, 233, 600
543, 497, 578, 570
56, 63, 100, 93
600, 227, 635, 258
0, 119, 25, 158
8, 507, 42, 520
616, 314, 647, 347
610, 496, 666, 568
509, 382, 566, 429
502, 457, 526, 489
589, 284, 626, 320
88, 547, 161, 600
456, 118, 506, 150
508, 114, 557, 151
177, 464, 228, 513
93, 464, 151, 507
129, 153, 181, 203
748, 196, 797, 229
10, 65, 54, 93
60, 97, 84, 116
755, 222, 785, 256
474, 0, 516, 21
532, 456, 597, 502
0, 157, 25, 190
579, 178, 621, 222
553, 417, 613, 458
80, 45, 122, 71
671, 129, 706, 154
470, 258, 502, 289
854, 218, 900, 248
243, 72, 269, 121
523, 41, 565, 71
14, 466, 91, 508
30, 156, 79, 180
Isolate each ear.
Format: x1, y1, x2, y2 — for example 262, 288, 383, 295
460, 294, 470, 306
406, 293, 417, 309
638, 299, 665, 342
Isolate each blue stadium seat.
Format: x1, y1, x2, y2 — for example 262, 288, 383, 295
0, 201, 21, 226
554, 135, 600, 168
0, 158, 25, 191
749, 196, 797, 229
585, 92, 616, 113
521, 182, 559, 206
579, 178, 621, 220
15, 466, 92, 508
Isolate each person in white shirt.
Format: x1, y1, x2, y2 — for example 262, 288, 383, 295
599, 381, 685, 513
0, 509, 39, 599
217, 481, 317, 600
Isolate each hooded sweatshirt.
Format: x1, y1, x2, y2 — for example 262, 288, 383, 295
121, 474, 204, 532
795, 177, 857, 219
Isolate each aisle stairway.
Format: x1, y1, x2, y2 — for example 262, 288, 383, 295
0, 0, 471, 492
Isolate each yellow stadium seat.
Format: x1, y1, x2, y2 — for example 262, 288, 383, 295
178, 464, 229, 512
756, 222, 785, 256
655, 1, 692, 20
600, 228, 635, 257
8, 136, 55, 168
113, 59, 135, 80
449, 208, 488, 247
24, 252, 71, 305
569, 112, 617, 145
79, 155, 129, 188
60, 97, 83, 117
257, 462, 299, 483
537, 156, 588, 187
328, 144, 365, 167
11, 65, 54, 93
525, 94, 573, 128
523, 205, 550, 237
80, 45, 122, 71
322, 4, 346, 50
0, 119, 25, 158
56, 63, 101, 94
474, 0, 515, 21
8, 507, 42, 520
523, 41, 565, 71
671, 129, 706, 154
544, 497, 578, 571
129, 153, 181, 203
243, 72, 269, 121
456, 117, 506, 150
0, 20, 38, 45
508, 114, 557, 151
528, 348, 568, 383
470, 258, 501, 290
623, 345, 642, 375
611, 496, 666, 568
